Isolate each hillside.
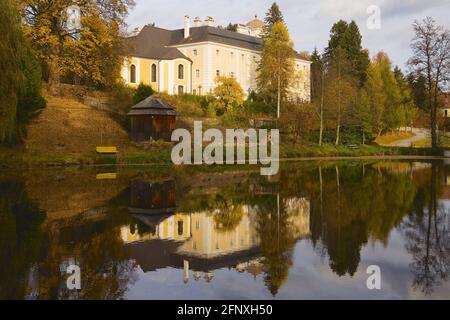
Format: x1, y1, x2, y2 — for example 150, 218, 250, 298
25, 93, 137, 158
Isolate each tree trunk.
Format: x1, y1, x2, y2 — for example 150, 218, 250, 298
335, 59, 341, 146
277, 73, 281, 119
48, 59, 60, 95
319, 69, 324, 146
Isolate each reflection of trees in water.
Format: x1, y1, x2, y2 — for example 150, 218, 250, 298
255, 195, 298, 296
0, 181, 139, 300
212, 195, 244, 232
401, 163, 450, 295
303, 163, 424, 277
33, 190, 138, 300
0, 180, 46, 299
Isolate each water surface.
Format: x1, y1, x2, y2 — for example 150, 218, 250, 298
0, 160, 449, 299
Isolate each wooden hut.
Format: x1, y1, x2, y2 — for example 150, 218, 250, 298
128, 96, 177, 142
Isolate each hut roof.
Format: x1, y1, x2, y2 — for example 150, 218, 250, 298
128, 96, 177, 116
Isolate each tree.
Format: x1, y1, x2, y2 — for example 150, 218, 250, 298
264, 2, 284, 30
133, 83, 154, 105
213, 76, 245, 114
257, 21, 295, 118
324, 20, 369, 86
352, 89, 372, 144
407, 72, 428, 111
408, 17, 450, 149
0, 0, 22, 143
0, 0, 45, 145
226, 23, 237, 32
311, 48, 325, 145
20, 0, 135, 92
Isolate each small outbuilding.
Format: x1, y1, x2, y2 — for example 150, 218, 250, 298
128, 96, 177, 142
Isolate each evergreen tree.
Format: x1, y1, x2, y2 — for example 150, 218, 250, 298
324, 20, 369, 86
0, 0, 45, 145
264, 2, 284, 28
0, 0, 22, 143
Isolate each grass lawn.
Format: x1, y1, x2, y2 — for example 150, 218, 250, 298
412, 133, 450, 148
375, 131, 415, 145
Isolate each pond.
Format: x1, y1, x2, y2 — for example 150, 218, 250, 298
0, 160, 449, 300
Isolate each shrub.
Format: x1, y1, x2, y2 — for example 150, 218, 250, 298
133, 83, 154, 104
108, 83, 135, 131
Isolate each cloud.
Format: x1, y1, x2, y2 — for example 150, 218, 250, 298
126, 0, 450, 69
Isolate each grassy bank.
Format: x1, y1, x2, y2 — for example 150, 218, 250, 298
1, 142, 440, 169
0, 91, 441, 170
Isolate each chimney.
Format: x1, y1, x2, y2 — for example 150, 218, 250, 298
194, 16, 202, 27
184, 15, 190, 38
204, 16, 215, 27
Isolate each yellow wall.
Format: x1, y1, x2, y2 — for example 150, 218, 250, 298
124, 57, 191, 94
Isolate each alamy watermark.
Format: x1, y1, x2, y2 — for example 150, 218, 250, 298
366, 5, 381, 30
171, 121, 279, 176
366, 265, 381, 290
66, 264, 81, 290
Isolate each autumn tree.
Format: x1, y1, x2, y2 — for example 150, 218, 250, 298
213, 76, 245, 114
257, 21, 295, 118
20, 0, 135, 92
408, 17, 450, 149
311, 48, 326, 145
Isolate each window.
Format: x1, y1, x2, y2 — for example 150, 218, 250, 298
178, 64, 184, 79
178, 85, 184, 95
216, 70, 220, 77
193, 89, 197, 95
230, 72, 234, 78
216, 49, 220, 56
130, 64, 136, 83
151, 64, 157, 82
177, 221, 184, 236
446, 110, 449, 117
193, 49, 198, 56
230, 52, 234, 58
196, 69, 200, 78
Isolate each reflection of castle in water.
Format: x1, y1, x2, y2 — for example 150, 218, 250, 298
120, 180, 310, 283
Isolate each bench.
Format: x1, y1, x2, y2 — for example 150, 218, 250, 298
347, 144, 360, 150
96, 147, 118, 154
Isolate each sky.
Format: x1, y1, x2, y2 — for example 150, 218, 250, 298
126, 0, 450, 70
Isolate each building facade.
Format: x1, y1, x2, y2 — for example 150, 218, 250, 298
122, 16, 311, 102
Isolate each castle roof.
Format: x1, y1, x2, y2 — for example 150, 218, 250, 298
126, 24, 310, 62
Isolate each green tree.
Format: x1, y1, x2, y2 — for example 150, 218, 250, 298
226, 23, 238, 32
0, 0, 22, 143
264, 2, 284, 30
0, 0, 45, 145
257, 21, 295, 118
325, 20, 369, 86
356, 89, 373, 144
133, 83, 154, 104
